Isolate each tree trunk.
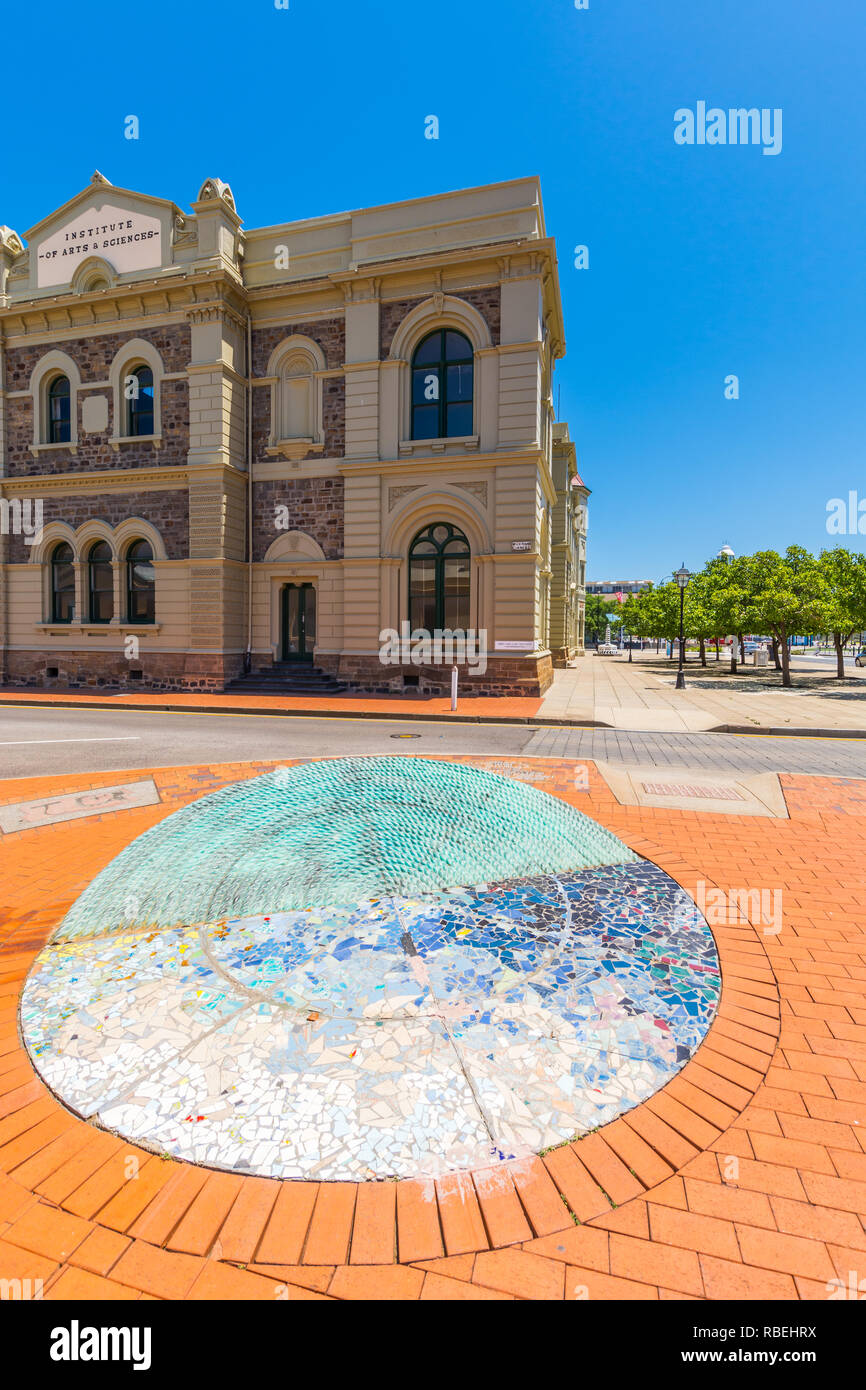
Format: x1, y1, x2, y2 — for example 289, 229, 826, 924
739, 633, 745, 663
699, 637, 707, 666
730, 636, 738, 675
780, 628, 792, 687
715, 637, 720, 661
770, 636, 782, 670
833, 631, 845, 679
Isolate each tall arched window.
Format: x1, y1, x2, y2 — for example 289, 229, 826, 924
88, 541, 114, 623
48, 376, 71, 444
51, 542, 75, 622
126, 365, 154, 436
127, 540, 155, 624
409, 523, 471, 631
281, 356, 314, 439
411, 330, 474, 440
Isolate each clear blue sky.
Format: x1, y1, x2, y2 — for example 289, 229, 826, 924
3, 0, 863, 582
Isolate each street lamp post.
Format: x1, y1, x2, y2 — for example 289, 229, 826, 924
674, 563, 691, 690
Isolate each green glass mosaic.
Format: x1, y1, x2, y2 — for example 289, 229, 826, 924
55, 757, 638, 942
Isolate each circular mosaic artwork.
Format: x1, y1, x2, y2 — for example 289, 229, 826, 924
21, 758, 721, 1179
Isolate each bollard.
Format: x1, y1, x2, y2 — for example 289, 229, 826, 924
451, 664, 458, 711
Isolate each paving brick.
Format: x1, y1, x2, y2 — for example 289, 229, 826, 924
256, 1182, 318, 1266
609, 1231, 704, 1297
95, 1157, 176, 1233
246, 1262, 335, 1292
522, 1224, 609, 1270
128, 1163, 210, 1245
684, 1176, 775, 1229
624, 1106, 700, 1171
735, 1224, 835, 1281
473, 1167, 532, 1247
598, 1118, 675, 1189
436, 1171, 488, 1256
188, 1261, 331, 1300
648, 1204, 740, 1261
472, 1247, 565, 1300
111, 1240, 203, 1299
5, 1202, 91, 1262
565, 1265, 658, 1300
396, 1179, 444, 1264
507, 1156, 573, 1236
304, 1182, 357, 1266
68, 1227, 131, 1276
350, 1179, 396, 1264
328, 1263, 424, 1300
0, 1234, 59, 1285
542, 1145, 611, 1222
44, 1268, 140, 1300
421, 1270, 512, 1300
699, 1253, 798, 1300
718, 1156, 807, 1200
570, 1132, 644, 1205
213, 1176, 279, 1265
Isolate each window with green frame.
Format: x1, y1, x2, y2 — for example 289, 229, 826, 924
411, 330, 474, 440
408, 523, 471, 631
126, 365, 154, 436
126, 540, 155, 624
48, 375, 71, 444
50, 542, 75, 623
88, 541, 114, 623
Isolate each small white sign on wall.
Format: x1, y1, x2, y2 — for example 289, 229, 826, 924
35, 202, 162, 288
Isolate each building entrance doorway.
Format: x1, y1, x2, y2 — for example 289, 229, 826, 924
280, 583, 316, 661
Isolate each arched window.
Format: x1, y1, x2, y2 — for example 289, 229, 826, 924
127, 540, 155, 624
48, 376, 71, 444
126, 365, 154, 437
409, 523, 471, 631
279, 354, 314, 440
88, 541, 114, 623
411, 330, 474, 440
51, 543, 75, 623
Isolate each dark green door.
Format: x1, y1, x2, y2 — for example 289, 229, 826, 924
281, 583, 316, 662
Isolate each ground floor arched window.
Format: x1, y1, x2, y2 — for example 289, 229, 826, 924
408, 523, 470, 631
51, 542, 75, 622
127, 540, 155, 624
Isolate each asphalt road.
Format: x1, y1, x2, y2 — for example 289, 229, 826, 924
1, 705, 865, 780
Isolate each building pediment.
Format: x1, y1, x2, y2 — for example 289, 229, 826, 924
24, 179, 184, 293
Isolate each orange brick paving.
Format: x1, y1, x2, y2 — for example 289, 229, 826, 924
0, 688, 543, 721
0, 755, 864, 1300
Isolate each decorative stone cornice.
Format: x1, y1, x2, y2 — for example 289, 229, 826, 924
340, 276, 381, 304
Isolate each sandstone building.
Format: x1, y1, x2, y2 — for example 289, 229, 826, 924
0, 173, 587, 696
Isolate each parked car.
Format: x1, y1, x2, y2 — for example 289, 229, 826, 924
855, 649, 866, 668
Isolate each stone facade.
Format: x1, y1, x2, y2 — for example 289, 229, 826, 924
0, 174, 584, 697
252, 478, 344, 562
6, 489, 188, 564
4, 648, 238, 692
4, 326, 190, 476
379, 288, 501, 357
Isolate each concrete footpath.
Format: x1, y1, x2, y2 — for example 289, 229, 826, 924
0, 651, 865, 735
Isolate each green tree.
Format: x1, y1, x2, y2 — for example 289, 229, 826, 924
683, 569, 719, 667
704, 554, 754, 674
748, 547, 826, 688
585, 593, 626, 645
818, 548, 866, 678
